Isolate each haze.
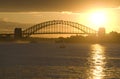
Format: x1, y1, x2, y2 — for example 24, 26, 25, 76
0, 0, 120, 33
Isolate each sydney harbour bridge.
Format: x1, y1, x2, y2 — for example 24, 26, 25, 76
22, 20, 97, 37
1, 20, 98, 38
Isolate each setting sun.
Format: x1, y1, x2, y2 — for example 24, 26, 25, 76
89, 10, 107, 27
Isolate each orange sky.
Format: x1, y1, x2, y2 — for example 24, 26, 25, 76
0, 7, 120, 33
0, 0, 120, 33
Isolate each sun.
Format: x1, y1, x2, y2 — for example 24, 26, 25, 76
89, 10, 107, 27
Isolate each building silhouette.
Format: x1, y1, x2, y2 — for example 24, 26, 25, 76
14, 28, 22, 39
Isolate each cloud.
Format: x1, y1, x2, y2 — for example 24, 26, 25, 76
116, 6, 120, 9
61, 11, 73, 14
0, 18, 8, 22
0, 0, 120, 12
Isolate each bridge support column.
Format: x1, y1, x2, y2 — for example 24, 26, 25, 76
98, 27, 106, 37
14, 28, 22, 39
97, 27, 106, 42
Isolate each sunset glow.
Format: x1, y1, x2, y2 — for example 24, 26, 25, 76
89, 10, 107, 27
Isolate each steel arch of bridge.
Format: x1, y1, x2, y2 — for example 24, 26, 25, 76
22, 20, 97, 37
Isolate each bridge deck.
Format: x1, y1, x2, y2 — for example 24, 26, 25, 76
27, 32, 97, 34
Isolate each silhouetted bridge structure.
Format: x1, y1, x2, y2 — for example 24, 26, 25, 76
22, 20, 97, 37
0, 20, 98, 38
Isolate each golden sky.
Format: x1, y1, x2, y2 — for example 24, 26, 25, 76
0, 0, 120, 33
0, 7, 120, 33
0, 0, 120, 12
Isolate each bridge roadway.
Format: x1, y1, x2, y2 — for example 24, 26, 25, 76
0, 32, 96, 36
29, 32, 96, 34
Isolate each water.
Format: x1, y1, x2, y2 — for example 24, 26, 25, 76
0, 43, 120, 79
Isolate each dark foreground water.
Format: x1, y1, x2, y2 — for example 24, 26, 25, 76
0, 43, 120, 79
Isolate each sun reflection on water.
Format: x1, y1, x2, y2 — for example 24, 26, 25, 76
89, 44, 106, 79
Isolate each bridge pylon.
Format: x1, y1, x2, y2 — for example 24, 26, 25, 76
14, 28, 22, 39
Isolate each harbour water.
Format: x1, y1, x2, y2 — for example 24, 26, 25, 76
0, 43, 120, 79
